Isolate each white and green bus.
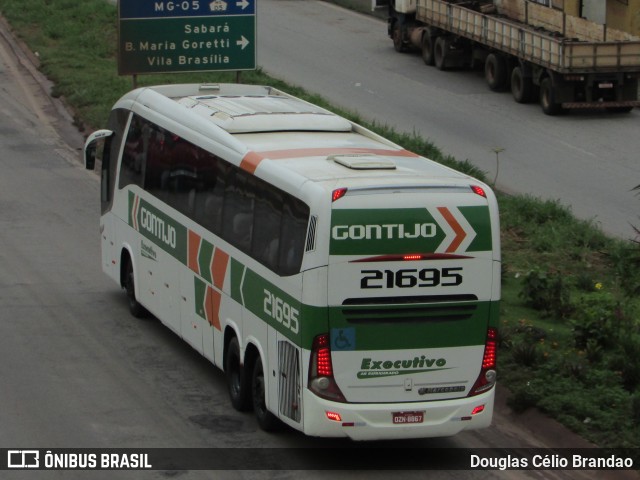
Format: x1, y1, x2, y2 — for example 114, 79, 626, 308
84, 83, 500, 440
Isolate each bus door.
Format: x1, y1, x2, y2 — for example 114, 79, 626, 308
326, 187, 498, 404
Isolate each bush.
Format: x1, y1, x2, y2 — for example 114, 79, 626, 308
520, 269, 573, 319
609, 336, 640, 392
570, 292, 623, 351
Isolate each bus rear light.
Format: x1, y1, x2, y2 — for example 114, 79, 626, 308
315, 335, 332, 376
469, 327, 497, 397
351, 253, 471, 263
471, 405, 485, 415
325, 411, 342, 422
482, 328, 497, 369
309, 334, 347, 403
332, 188, 348, 202
470, 185, 487, 198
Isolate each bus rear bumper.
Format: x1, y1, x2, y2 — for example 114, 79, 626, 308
300, 387, 495, 440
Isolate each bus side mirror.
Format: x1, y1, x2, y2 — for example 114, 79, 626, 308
85, 143, 97, 170
84, 129, 114, 170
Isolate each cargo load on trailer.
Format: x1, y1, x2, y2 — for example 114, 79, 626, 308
388, 0, 640, 114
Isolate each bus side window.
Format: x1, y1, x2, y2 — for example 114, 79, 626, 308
251, 180, 283, 272
222, 170, 255, 252
119, 115, 147, 190
197, 155, 227, 235
279, 199, 310, 276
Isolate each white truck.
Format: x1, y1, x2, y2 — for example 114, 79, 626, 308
388, 0, 640, 114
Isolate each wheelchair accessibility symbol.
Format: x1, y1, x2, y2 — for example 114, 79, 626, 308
331, 327, 355, 351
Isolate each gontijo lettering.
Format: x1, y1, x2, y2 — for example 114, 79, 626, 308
140, 206, 177, 249
332, 223, 437, 240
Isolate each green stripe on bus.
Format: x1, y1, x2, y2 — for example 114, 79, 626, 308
230, 258, 245, 304
194, 277, 207, 320
460, 206, 492, 252
329, 207, 493, 256
327, 301, 497, 350
128, 193, 188, 264
241, 267, 303, 344
198, 239, 214, 284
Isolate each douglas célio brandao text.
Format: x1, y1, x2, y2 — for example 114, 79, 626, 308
470, 453, 634, 470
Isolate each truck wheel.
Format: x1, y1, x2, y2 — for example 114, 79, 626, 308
422, 33, 435, 66
511, 66, 534, 103
539, 77, 563, 115
607, 106, 633, 113
251, 356, 281, 432
392, 22, 407, 53
485, 53, 507, 91
225, 336, 252, 411
434, 36, 450, 71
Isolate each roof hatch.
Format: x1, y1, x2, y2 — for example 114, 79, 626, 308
176, 94, 352, 133
329, 154, 397, 170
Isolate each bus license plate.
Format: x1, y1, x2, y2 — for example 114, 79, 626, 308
392, 411, 424, 424
599, 82, 613, 88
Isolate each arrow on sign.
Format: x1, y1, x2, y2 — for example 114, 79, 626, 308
236, 36, 250, 50
236, 0, 250, 10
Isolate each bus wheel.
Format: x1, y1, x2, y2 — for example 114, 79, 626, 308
251, 356, 280, 431
485, 53, 507, 91
123, 257, 147, 318
539, 77, 563, 115
225, 337, 252, 411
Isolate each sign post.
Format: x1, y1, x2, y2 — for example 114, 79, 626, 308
118, 0, 256, 76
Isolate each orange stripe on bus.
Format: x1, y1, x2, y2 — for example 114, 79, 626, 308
254, 147, 420, 159
188, 230, 201, 274
437, 207, 466, 253
205, 287, 222, 331
239, 151, 264, 174
212, 248, 229, 290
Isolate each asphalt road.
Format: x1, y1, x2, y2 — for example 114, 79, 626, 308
257, 0, 640, 240
0, 6, 636, 480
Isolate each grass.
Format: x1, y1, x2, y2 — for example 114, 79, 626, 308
1, 0, 639, 449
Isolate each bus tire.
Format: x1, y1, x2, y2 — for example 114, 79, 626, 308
225, 336, 252, 412
434, 36, 450, 71
511, 66, 535, 103
422, 32, 435, 66
123, 256, 148, 318
539, 77, 563, 115
251, 356, 281, 432
485, 53, 507, 91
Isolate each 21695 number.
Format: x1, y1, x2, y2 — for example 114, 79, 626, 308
360, 268, 463, 289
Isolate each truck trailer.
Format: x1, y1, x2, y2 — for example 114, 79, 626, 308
388, 0, 640, 114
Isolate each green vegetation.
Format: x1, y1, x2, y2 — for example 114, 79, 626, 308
1, 0, 638, 449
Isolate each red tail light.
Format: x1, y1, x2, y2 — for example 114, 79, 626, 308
332, 188, 348, 202
471, 185, 487, 198
309, 334, 346, 402
469, 327, 497, 396
315, 335, 333, 376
